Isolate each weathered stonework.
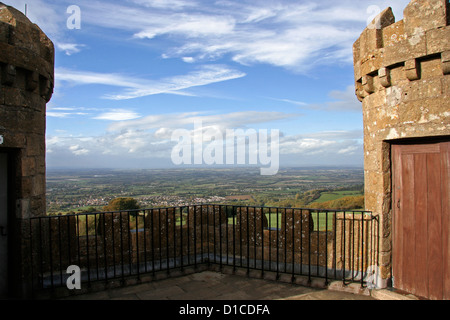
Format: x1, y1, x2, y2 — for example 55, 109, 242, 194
353, 0, 450, 286
0, 3, 54, 297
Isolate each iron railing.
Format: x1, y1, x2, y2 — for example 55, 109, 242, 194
26, 205, 379, 297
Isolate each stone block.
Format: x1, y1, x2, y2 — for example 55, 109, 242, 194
146, 207, 175, 231
379, 67, 391, 87
39, 76, 53, 102
0, 21, 10, 43
369, 7, 396, 33
1, 63, 16, 85
96, 212, 131, 259
355, 81, 364, 102
362, 74, 375, 94
388, 65, 407, 86
16, 198, 30, 219
383, 35, 427, 67
353, 38, 361, 66
30, 195, 46, 217
398, 98, 448, 125
25, 70, 38, 92
25, 134, 45, 156
405, 58, 420, 80
281, 209, 314, 250
382, 20, 405, 48
427, 27, 450, 55
188, 205, 228, 227
32, 174, 45, 197
403, 0, 447, 35
401, 77, 443, 102
363, 90, 386, 109
420, 57, 444, 79
21, 156, 36, 177
359, 50, 384, 77
442, 75, 450, 95
385, 85, 403, 109
442, 51, 450, 75
21, 176, 33, 199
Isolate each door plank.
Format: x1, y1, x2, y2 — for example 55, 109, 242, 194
427, 152, 443, 300
392, 145, 403, 290
414, 153, 428, 298
402, 153, 415, 294
440, 142, 449, 300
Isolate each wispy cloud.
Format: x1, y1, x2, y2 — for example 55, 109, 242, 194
106, 110, 298, 134
72, 0, 401, 72
56, 43, 86, 56
6, 0, 412, 67
55, 65, 246, 100
47, 111, 89, 118
308, 85, 362, 112
131, 0, 197, 10
94, 109, 141, 121
279, 130, 363, 156
46, 106, 90, 118
271, 98, 308, 107
105, 65, 246, 100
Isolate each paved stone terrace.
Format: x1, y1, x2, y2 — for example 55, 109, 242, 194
60, 270, 377, 301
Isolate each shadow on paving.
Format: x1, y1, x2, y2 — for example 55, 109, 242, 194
61, 271, 376, 300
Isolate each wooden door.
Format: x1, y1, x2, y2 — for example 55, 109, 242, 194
392, 140, 449, 300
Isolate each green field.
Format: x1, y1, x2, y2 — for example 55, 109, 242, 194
312, 190, 363, 203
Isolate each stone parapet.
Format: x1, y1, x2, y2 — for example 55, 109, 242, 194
0, 3, 54, 100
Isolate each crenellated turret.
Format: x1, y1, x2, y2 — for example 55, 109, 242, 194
353, 0, 449, 290
353, 0, 449, 101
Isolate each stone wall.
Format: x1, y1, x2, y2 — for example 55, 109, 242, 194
0, 3, 54, 297
35, 209, 375, 286
353, 0, 450, 286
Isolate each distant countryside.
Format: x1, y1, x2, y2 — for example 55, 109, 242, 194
46, 167, 365, 215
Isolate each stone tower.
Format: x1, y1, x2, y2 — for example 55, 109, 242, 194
0, 3, 54, 297
354, 0, 449, 299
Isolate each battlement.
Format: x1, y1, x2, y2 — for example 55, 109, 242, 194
353, 0, 450, 101
0, 2, 54, 102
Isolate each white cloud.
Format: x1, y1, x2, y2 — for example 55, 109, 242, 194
46, 110, 298, 161
279, 131, 363, 157
107, 65, 246, 100
55, 65, 246, 100
5, 0, 412, 69
70, 0, 384, 72
271, 98, 308, 107
131, 0, 197, 10
133, 14, 236, 39
47, 111, 89, 118
69, 145, 90, 156
55, 68, 141, 88
94, 109, 141, 121
55, 43, 86, 56
106, 110, 297, 133
182, 57, 195, 63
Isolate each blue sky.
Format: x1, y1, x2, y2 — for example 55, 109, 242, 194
5, 0, 411, 170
